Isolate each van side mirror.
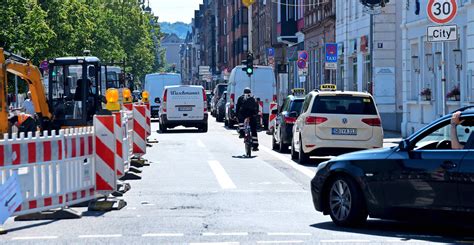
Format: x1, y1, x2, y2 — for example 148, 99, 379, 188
399, 139, 411, 151
155, 97, 161, 103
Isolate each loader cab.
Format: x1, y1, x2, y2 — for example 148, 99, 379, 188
48, 56, 103, 127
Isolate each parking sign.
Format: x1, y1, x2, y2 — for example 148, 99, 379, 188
325, 43, 338, 63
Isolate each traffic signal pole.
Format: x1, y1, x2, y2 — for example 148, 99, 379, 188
248, 4, 253, 91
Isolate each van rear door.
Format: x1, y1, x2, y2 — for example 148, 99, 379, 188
166, 86, 204, 121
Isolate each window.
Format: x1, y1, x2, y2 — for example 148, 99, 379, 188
413, 118, 474, 150
243, 37, 248, 52
302, 94, 313, 112
311, 95, 377, 115
223, 19, 227, 35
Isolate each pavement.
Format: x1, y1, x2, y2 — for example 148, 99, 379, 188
0, 119, 472, 244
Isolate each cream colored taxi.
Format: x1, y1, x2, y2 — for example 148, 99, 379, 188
291, 84, 383, 163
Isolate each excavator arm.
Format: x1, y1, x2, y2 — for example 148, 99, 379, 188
0, 48, 52, 136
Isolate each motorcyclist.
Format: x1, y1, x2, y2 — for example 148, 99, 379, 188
236, 87, 259, 151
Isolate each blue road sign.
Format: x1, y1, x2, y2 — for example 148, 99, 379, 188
325, 43, 338, 63
267, 48, 275, 57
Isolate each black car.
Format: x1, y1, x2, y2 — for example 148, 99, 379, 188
216, 91, 227, 122
311, 106, 474, 227
272, 95, 304, 152
211, 83, 228, 117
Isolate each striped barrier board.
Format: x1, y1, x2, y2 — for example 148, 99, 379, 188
113, 112, 125, 178
132, 104, 147, 157
268, 102, 278, 133
144, 102, 151, 138
94, 115, 117, 195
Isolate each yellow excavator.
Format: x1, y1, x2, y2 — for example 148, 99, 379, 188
0, 48, 52, 136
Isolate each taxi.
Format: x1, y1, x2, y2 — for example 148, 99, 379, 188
291, 84, 383, 163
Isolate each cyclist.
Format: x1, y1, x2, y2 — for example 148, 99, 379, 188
236, 87, 259, 151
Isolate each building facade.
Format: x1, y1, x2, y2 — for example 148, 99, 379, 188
401, 0, 474, 137
161, 33, 184, 72
336, 0, 402, 132
303, 0, 336, 93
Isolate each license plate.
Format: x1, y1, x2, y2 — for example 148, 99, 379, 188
332, 128, 357, 136
178, 106, 193, 111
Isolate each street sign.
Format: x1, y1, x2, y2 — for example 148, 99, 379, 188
325, 43, 338, 63
267, 48, 275, 57
0, 173, 22, 224
297, 59, 307, 70
325, 62, 337, 70
298, 50, 308, 61
199, 66, 211, 75
427, 0, 458, 24
427, 25, 458, 42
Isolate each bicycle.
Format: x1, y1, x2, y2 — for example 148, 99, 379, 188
243, 117, 252, 158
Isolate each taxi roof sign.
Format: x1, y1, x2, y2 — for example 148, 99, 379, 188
292, 88, 306, 95
320, 84, 337, 91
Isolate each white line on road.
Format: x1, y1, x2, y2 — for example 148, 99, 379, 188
257, 241, 304, 244
260, 146, 315, 178
142, 233, 184, 237
12, 236, 58, 240
208, 160, 236, 189
267, 232, 312, 236
202, 232, 249, 236
190, 243, 240, 245
319, 239, 371, 243
78, 234, 122, 238
197, 139, 206, 148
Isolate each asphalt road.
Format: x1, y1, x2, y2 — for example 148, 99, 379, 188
0, 119, 473, 244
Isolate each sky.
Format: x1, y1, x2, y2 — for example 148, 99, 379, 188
149, 0, 203, 23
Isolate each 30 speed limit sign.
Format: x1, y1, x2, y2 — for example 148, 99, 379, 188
427, 0, 458, 24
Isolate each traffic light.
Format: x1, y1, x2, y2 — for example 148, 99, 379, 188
359, 0, 389, 8
242, 53, 254, 77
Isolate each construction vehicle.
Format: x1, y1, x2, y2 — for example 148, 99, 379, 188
0, 48, 52, 136
47, 55, 109, 127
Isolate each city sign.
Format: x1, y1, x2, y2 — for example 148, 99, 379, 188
427, 0, 458, 24
427, 25, 458, 42
199, 66, 211, 75
325, 43, 338, 63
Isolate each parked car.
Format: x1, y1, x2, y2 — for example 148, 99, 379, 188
272, 95, 304, 152
144, 73, 182, 118
210, 83, 228, 117
311, 106, 474, 227
225, 66, 276, 128
206, 90, 213, 111
216, 91, 227, 122
159, 85, 208, 132
292, 84, 383, 164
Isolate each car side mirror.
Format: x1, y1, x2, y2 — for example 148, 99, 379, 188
399, 139, 411, 151
289, 111, 298, 118
155, 97, 161, 103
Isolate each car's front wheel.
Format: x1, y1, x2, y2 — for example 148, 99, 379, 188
327, 176, 367, 227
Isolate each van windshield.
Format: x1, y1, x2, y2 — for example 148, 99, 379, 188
311, 96, 377, 115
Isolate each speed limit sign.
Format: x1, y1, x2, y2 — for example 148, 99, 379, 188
427, 0, 458, 24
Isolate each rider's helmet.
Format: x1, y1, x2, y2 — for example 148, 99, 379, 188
243, 87, 251, 94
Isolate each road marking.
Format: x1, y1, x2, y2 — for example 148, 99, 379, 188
260, 146, 315, 178
202, 232, 249, 236
142, 233, 184, 237
197, 139, 206, 148
208, 160, 236, 189
275, 190, 308, 193
319, 239, 371, 243
78, 234, 122, 238
257, 241, 304, 244
12, 236, 58, 240
267, 232, 312, 236
190, 243, 240, 245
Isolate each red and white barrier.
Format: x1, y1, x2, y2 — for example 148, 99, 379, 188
94, 115, 117, 195
268, 102, 278, 133
113, 112, 126, 178
144, 102, 151, 138
0, 128, 96, 217
132, 104, 147, 157
258, 101, 264, 127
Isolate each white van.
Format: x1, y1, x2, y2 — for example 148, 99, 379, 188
159, 85, 208, 132
144, 73, 182, 118
225, 65, 276, 128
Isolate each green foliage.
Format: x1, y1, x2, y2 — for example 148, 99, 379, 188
0, 0, 165, 84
